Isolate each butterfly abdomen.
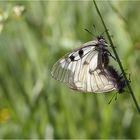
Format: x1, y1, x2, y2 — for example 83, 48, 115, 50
106, 65, 126, 93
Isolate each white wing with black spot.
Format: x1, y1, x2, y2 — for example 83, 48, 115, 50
51, 40, 117, 93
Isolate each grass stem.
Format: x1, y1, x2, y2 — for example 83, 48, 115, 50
93, 0, 140, 115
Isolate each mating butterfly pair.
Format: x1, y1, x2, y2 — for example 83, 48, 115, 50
51, 36, 126, 94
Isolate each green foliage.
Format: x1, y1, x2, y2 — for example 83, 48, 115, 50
0, 1, 140, 139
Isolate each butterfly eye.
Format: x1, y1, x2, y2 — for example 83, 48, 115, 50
69, 55, 75, 61
78, 49, 84, 58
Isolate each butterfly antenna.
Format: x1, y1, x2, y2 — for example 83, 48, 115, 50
84, 28, 95, 37
101, 28, 109, 37
92, 24, 105, 38
92, 24, 97, 34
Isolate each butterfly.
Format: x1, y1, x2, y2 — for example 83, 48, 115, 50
51, 36, 126, 93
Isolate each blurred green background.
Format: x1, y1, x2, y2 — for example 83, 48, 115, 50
0, 0, 140, 139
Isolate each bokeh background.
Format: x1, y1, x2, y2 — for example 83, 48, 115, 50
0, 0, 140, 139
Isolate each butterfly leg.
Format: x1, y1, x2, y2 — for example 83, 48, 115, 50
108, 92, 118, 104
115, 92, 118, 100
120, 72, 131, 83
106, 50, 116, 61
128, 73, 131, 82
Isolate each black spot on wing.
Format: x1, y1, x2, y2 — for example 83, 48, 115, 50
69, 55, 75, 61
78, 49, 84, 58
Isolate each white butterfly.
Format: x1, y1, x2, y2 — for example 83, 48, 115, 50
51, 36, 119, 93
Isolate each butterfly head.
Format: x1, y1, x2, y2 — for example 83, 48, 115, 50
97, 35, 104, 40
97, 35, 108, 47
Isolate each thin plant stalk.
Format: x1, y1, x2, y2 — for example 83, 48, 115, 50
93, 0, 140, 115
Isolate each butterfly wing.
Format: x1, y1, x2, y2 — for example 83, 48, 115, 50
51, 40, 97, 82
51, 41, 116, 93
